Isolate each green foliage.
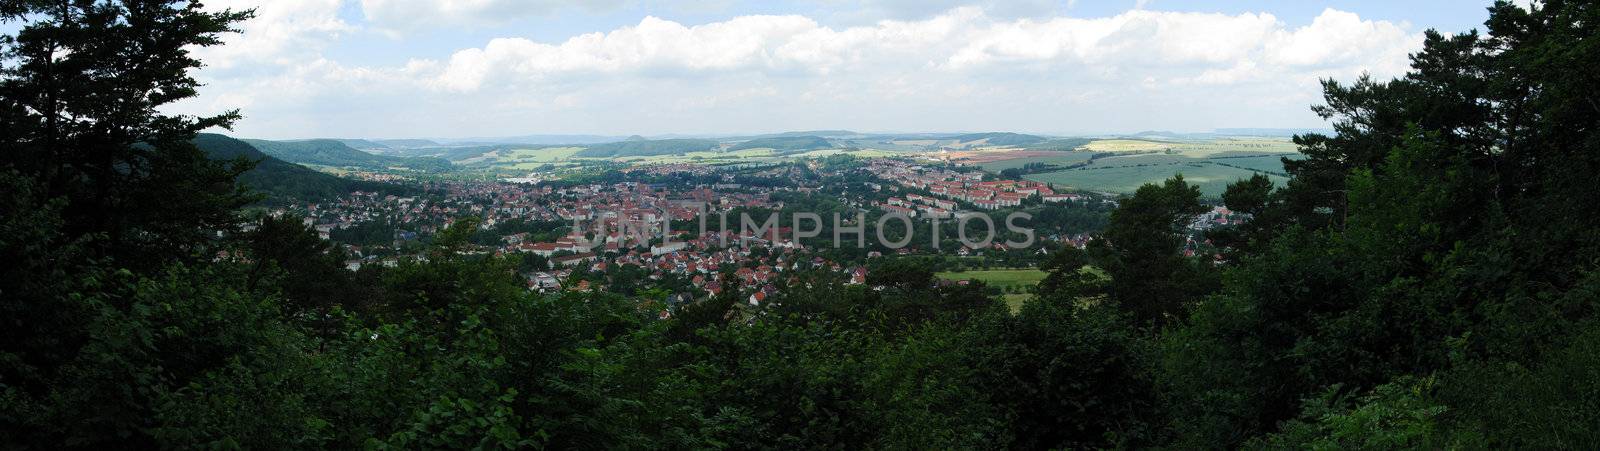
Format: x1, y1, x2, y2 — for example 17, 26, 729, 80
0, 0, 256, 266
1163, 2, 1600, 447
728, 135, 833, 151
1089, 175, 1217, 325
574, 138, 719, 157
6, 1, 1600, 449
197, 133, 407, 202
949, 132, 1047, 146
1249, 377, 1450, 450
1021, 137, 1094, 151
243, 138, 453, 172
971, 301, 1163, 448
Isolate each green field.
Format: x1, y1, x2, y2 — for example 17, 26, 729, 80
1207, 154, 1296, 174
936, 269, 1048, 313
983, 137, 1302, 196
506, 147, 584, 162
1026, 163, 1287, 196
791, 148, 906, 158
935, 268, 1048, 287
977, 153, 1098, 172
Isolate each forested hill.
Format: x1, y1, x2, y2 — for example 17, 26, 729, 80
197, 134, 403, 202
574, 138, 720, 157
949, 132, 1048, 146
728, 135, 833, 151
244, 138, 453, 172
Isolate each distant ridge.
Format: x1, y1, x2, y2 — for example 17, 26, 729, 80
1214, 128, 1332, 137
333, 138, 389, 151
729, 136, 833, 151
244, 139, 453, 172
196, 134, 401, 202
373, 139, 441, 148
574, 138, 720, 157
436, 134, 624, 146
949, 132, 1047, 146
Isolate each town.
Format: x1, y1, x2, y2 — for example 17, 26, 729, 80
264, 155, 1247, 310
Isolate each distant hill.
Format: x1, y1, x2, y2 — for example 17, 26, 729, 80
729, 136, 833, 151
575, 139, 719, 157
1214, 128, 1333, 137
435, 134, 623, 146
333, 139, 390, 151
374, 139, 442, 148
749, 130, 858, 138
243, 139, 453, 172
196, 134, 399, 202
949, 132, 1048, 146
1022, 138, 1094, 151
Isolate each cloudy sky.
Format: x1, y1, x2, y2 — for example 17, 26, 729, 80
172, 0, 1506, 139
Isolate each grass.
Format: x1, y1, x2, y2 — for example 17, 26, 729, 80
936, 268, 1048, 314
1207, 154, 1297, 174
503, 147, 584, 162
935, 268, 1048, 288
1001, 294, 1031, 313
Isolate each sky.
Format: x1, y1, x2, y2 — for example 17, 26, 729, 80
169, 0, 1511, 140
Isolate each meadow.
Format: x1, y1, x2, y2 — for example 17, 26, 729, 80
935, 268, 1049, 313
1025, 163, 1288, 196
963, 137, 1304, 196
976, 153, 1098, 172
934, 268, 1049, 287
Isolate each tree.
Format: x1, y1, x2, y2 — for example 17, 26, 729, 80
1164, 1, 1600, 446
1088, 175, 1215, 326
0, 0, 256, 267
0, 1, 262, 445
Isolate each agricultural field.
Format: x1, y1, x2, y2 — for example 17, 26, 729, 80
469, 144, 912, 171
1206, 154, 1297, 175
1026, 162, 1288, 196
974, 153, 1098, 172
1080, 139, 1177, 152
790, 148, 906, 159
1080, 137, 1298, 155
505, 147, 585, 162
935, 268, 1047, 289
965, 137, 1303, 196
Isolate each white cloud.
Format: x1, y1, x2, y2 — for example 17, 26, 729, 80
194, 0, 352, 70
422, 7, 1420, 91
359, 0, 626, 33
178, 5, 1430, 138
1265, 8, 1416, 68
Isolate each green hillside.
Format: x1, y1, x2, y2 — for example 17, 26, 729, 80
333, 138, 389, 151
244, 138, 453, 172
574, 138, 719, 157
1023, 137, 1093, 151
728, 135, 833, 151
950, 132, 1048, 146
197, 134, 401, 202
374, 138, 441, 148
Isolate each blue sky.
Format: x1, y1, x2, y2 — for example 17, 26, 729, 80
174, 0, 1511, 139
